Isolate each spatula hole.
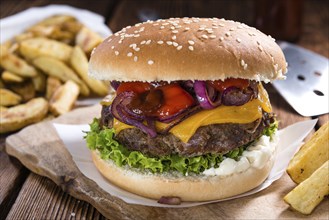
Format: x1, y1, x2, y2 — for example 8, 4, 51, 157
297, 75, 305, 81
313, 90, 324, 96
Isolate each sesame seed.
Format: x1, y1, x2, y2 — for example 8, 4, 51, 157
172, 30, 178, 33
184, 27, 190, 31
146, 40, 152, 45
244, 64, 248, 70
198, 27, 205, 31
219, 37, 224, 41
127, 52, 133, 57
160, 26, 165, 29
236, 38, 241, 43
118, 40, 122, 44
133, 47, 140, 51
229, 28, 235, 31
202, 34, 208, 39
188, 40, 195, 45
207, 29, 214, 34
111, 46, 115, 49
114, 33, 119, 36
241, 59, 245, 66
166, 41, 173, 45
173, 42, 178, 47
172, 35, 177, 40
134, 56, 138, 62
170, 26, 175, 30
237, 25, 243, 29
218, 23, 225, 27
141, 40, 146, 44
107, 38, 112, 42
225, 32, 231, 37
115, 51, 119, 55
258, 45, 263, 52
157, 40, 164, 44
209, 35, 216, 39
129, 43, 137, 48
188, 46, 194, 51
256, 41, 261, 45
148, 60, 154, 65
177, 45, 183, 50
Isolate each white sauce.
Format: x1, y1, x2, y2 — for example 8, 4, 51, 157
203, 133, 278, 176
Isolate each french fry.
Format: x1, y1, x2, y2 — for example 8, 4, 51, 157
0, 53, 37, 77
287, 122, 329, 183
0, 88, 22, 106
19, 37, 73, 62
0, 97, 48, 133
49, 80, 79, 116
46, 76, 62, 100
32, 70, 47, 92
76, 26, 103, 54
70, 46, 108, 96
284, 160, 329, 215
0, 41, 12, 57
32, 56, 89, 96
1, 70, 25, 83
9, 80, 35, 102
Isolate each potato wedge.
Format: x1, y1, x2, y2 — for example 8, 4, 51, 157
33, 56, 89, 96
76, 27, 103, 54
284, 160, 329, 215
2, 70, 24, 83
49, 80, 79, 116
70, 46, 108, 96
287, 122, 329, 183
19, 37, 73, 62
32, 70, 47, 92
32, 56, 81, 84
29, 15, 77, 27
46, 76, 62, 100
0, 88, 22, 106
0, 97, 48, 133
0, 53, 37, 77
9, 80, 35, 102
0, 41, 12, 57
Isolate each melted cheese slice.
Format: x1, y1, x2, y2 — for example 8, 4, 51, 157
113, 84, 272, 143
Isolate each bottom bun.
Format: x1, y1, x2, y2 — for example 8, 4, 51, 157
91, 142, 276, 202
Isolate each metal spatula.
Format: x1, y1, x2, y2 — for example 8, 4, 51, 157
273, 42, 329, 116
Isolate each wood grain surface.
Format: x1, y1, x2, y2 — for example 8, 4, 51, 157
1, 0, 328, 219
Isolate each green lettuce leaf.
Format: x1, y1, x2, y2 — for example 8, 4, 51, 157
84, 118, 277, 175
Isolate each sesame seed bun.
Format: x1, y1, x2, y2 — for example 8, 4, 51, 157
89, 18, 287, 82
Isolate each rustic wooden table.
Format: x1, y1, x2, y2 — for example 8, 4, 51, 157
1, 0, 328, 219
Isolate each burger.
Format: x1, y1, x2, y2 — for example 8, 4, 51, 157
85, 17, 287, 203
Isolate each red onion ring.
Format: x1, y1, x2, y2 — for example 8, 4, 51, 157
222, 86, 253, 106
158, 196, 182, 205
111, 91, 157, 137
110, 81, 120, 90
194, 81, 221, 109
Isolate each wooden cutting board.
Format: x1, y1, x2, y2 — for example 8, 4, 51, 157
5, 105, 329, 219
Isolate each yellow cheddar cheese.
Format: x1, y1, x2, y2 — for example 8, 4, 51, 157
113, 83, 272, 143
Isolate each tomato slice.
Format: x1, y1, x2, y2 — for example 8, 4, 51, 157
156, 84, 195, 119
116, 82, 152, 94
208, 78, 250, 91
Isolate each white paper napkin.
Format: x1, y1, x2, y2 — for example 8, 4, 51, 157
53, 119, 317, 207
0, 4, 112, 43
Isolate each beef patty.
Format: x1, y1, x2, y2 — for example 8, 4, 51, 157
101, 106, 275, 157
